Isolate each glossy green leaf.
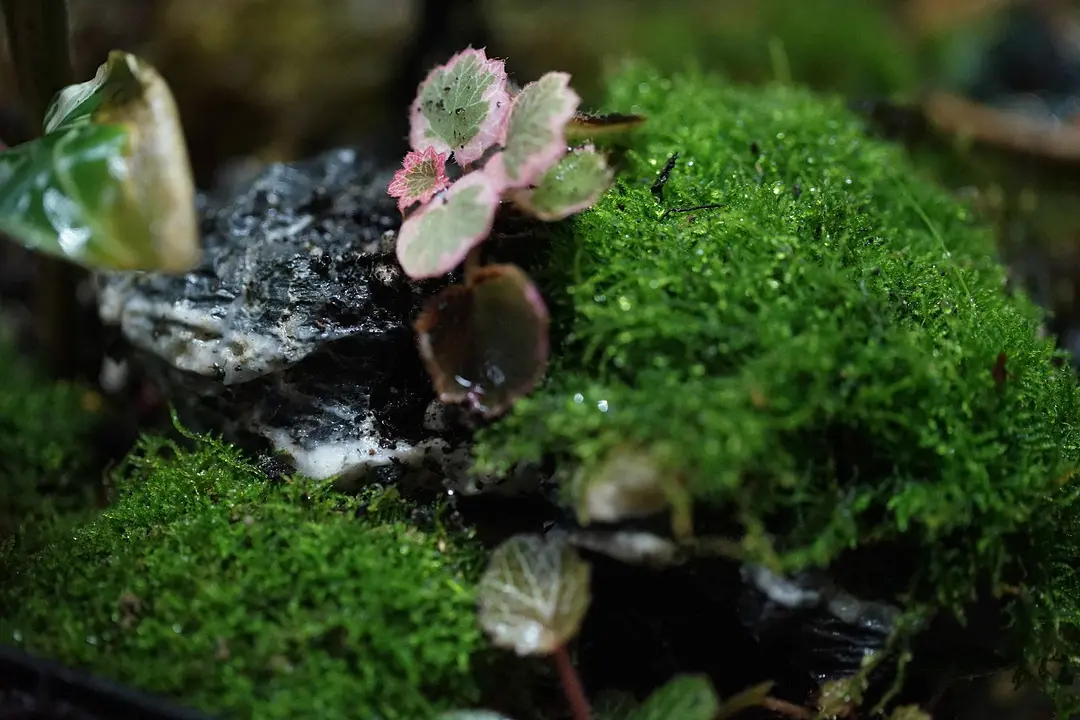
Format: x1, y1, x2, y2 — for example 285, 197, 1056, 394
476, 533, 591, 656
0, 51, 199, 272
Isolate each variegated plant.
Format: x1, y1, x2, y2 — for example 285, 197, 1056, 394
388, 47, 643, 418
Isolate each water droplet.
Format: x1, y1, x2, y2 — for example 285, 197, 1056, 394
86, 635, 98, 646
12, 630, 22, 642
617, 296, 632, 311
597, 400, 609, 412
172, 624, 183, 634
573, 392, 584, 404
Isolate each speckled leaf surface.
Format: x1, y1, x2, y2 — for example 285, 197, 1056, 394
409, 48, 511, 166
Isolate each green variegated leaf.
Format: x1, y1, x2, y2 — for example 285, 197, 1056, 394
395, 170, 502, 279
511, 144, 613, 221
409, 48, 511, 167
0, 51, 199, 273
485, 72, 580, 190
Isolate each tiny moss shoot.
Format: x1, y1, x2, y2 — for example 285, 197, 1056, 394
0, 425, 488, 719
473, 62, 1080, 707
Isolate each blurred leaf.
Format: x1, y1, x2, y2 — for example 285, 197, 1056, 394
476, 533, 591, 656
889, 706, 932, 720
395, 171, 502, 279
574, 446, 670, 524
0, 51, 199, 273
435, 712, 517, 720
387, 147, 451, 213
415, 264, 549, 418
573, 445, 695, 540
511, 144, 613, 221
486, 72, 580, 189
409, 48, 511, 167
612, 674, 721, 720
565, 112, 647, 141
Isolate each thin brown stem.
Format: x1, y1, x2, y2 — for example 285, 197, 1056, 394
553, 643, 591, 720
2, 0, 83, 379
761, 697, 815, 719
2, 0, 73, 131
464, 246, 482, 284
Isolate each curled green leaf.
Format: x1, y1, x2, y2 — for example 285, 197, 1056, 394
477, 533, 592, 656
511, 144, 613, 221
0, 51, 199, 273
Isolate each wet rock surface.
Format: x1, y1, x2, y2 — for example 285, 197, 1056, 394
96, 148, 469, 484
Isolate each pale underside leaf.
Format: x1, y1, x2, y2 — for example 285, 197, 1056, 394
485, 71, 580, 190
477, 533, 592, 656
409, 47, 511, 166
395, 171, 501, 279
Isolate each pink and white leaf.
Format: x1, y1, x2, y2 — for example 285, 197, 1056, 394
395, 170, 501, 280
485, 72, 581, 190
510, 144, 613, 221
409, 48, 511, 167
387, 147, 451, 212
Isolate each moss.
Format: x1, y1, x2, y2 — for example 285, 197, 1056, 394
0, 332, 100, 547
475, 63, 1080, 693
0, 424, 488, 720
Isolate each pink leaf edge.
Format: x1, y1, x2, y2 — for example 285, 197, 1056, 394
395, 169, 502, 280
387, 147, 452, 213
408, 47, 511, 167
485, 71, 581, 191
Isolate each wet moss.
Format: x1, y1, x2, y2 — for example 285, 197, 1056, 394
0, 425, 487, 720
474, 63, 1080, 702
0, 333, 100, 548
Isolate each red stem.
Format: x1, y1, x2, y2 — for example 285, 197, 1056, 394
553, 644, 591, 720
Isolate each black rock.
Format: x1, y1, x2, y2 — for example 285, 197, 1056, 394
96, 148, 472, 485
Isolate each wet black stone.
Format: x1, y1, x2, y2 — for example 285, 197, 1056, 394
96, 148, 467, 484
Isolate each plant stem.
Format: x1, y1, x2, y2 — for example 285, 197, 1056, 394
2, 0, 73, 131
553, 644, 591, 720
464, 246, 482, 284
2, 0, 84, 379
761, 697, 815, 719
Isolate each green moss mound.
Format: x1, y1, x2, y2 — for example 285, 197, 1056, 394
0, 427, 487, 720
475, 64, 1080, 690
0, 334, 100, 544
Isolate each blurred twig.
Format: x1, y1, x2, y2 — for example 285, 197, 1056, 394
2, 0, 86, 379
